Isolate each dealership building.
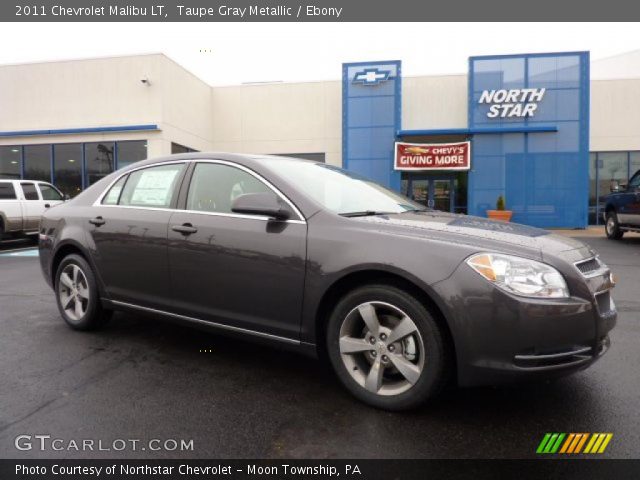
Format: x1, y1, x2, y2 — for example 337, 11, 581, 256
1, 51, 640, 228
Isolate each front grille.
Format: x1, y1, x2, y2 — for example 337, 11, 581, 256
575, 257, 601, 275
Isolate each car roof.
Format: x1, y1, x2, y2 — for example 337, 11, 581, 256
0, 179, 51, 183
124, 152, 318, 170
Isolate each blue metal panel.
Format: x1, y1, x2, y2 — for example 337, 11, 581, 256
0, 124, 159, 138
397, 125, 558, 137
81, 143, 87, 190
50, 144, 55, 184
343, 60, 401, 190
19, 146, 25, 179
468, 52, 589, 228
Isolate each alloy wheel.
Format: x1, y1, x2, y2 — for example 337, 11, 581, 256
58, 264, 90, 322
338, 301, 425, 396
606, 216, 615, 235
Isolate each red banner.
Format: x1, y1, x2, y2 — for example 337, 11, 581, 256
394, 141, 470, 171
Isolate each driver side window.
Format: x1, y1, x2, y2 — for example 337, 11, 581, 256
629, 171, 640, 190
186, 163, 271, 214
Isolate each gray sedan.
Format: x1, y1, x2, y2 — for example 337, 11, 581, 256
38, 153, 616, 410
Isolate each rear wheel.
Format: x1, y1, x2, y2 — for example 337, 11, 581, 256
605, 211, 624, 240
326, 284, 448, 411
55, 254, 112, 330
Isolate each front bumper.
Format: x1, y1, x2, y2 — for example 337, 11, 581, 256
432, 262, 617, 387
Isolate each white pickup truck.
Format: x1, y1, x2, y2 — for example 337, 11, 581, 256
0, 180, 65, 239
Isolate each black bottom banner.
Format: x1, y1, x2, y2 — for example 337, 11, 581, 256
3, 459, 640, 480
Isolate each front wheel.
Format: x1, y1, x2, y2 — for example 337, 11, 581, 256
55, 254, 112, 330
326, 285, 448, 411
605, 211, 624, 240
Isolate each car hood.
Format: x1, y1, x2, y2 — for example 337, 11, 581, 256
354, 211, 594, 261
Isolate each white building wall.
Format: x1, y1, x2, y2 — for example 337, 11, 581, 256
2, 54, 640, 170
0, 54, 162, 133
0, 54, 214, 159
210, 81, 342, 166
158, 56, 214, 154
402, 75, 468, 130
590, 78, 640, 152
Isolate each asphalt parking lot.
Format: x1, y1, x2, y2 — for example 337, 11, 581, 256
0, 233, 639, 459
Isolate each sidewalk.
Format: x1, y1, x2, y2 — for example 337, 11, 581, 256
550, 226, 606, 238
550, 226, 640, 238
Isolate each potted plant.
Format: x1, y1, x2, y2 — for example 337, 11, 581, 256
487, 195, 513, 222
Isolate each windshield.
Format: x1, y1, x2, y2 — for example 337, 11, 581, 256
260, 158, 424, 215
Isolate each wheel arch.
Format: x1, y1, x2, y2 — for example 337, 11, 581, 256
314, 268, 457, 381
50, 240, 106, 297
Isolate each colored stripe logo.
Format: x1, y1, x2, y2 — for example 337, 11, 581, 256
537, 433, 613, 454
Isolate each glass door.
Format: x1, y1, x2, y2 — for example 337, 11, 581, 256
406, 176, 455, 212
431, 179, 453, 212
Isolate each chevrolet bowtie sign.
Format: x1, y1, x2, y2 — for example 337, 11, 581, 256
352, 68, 391, 85
479, 88, 546, 118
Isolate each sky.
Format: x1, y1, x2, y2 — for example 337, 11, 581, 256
1, 22, 639, 85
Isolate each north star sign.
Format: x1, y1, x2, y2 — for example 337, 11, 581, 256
479, 88, 546, 118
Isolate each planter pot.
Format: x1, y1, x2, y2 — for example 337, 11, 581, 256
487, 210, 513, 222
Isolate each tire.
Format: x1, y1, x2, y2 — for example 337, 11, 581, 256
326, 284, 448, 411
605, 211, 624, 240
54, 253, 112, 330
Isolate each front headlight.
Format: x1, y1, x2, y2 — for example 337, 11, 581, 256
466, 253, 569, 298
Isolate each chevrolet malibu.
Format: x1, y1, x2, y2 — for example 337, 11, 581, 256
39, 154, 617, 410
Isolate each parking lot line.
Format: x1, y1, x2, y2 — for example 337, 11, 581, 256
0, 247, 39, 257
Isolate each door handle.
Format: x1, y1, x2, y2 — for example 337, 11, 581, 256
171, 223, 198, 235
89, 216, 106, 226
44, 203, 51, 209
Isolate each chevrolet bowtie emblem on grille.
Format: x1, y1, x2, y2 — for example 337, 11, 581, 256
352, 67, 391, 85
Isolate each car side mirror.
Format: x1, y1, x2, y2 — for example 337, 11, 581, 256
231, 192, 291, 220
64, 194, 70, 201
610, 181, 620, 193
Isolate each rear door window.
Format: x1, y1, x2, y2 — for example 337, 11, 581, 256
0, 183, 17, 200
118, 163, 185, 208
20, 182, 40, 200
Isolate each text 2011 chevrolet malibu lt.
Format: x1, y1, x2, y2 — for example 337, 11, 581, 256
38, 154, 616, 410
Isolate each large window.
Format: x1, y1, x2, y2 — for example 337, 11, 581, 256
24, 145, 52, 182
0, 146, 21, 179
6, 139, 147, 192
54, 144, 83, 197
589, 151, 640, 224
171, 142, 198, 154
276, 153, 325, 163
117, 141, 147, 169
85, 142, 115, 186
